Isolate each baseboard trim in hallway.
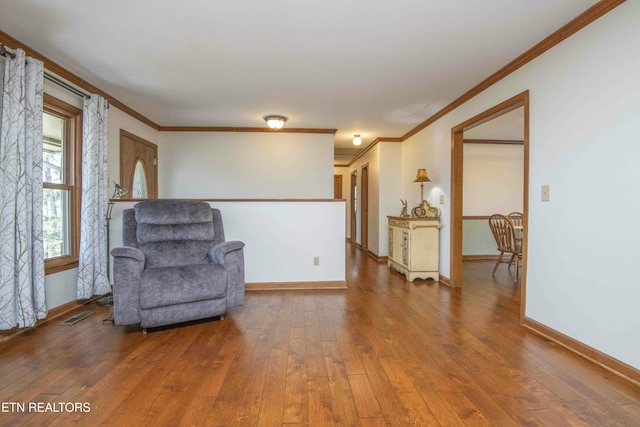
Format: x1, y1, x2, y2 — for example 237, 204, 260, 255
524, 316, 640, 388
246, 281, 347, 291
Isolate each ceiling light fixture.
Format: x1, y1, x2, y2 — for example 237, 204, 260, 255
263, 115, 288, 130
353, 134, 362, 146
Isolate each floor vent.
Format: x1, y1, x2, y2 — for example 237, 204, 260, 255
59, 311, 96, 326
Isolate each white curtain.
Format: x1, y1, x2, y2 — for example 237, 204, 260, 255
0, 49, 46, 329
76, 95, 110, 299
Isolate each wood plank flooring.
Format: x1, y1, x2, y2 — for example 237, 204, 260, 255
1, 242, 639, 426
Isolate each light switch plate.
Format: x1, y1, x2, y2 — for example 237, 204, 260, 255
439, 194, 445, 204
541, 185, 550, 202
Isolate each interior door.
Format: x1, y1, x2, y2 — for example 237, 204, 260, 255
120, 130, 158, 199
334, 174, 343, 199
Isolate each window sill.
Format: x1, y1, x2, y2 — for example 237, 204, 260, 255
45, 258, 79, 275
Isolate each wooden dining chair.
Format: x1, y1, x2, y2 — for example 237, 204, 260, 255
507, 211, 524, 268
507, 211, 523, 227
488, 214, 522, 283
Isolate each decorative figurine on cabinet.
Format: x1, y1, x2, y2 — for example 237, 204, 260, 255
399, 199, 410, 217
411, 200, 441, 218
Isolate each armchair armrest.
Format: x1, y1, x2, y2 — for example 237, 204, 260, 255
111, 246, 145, 265
110, 246, 145, 325
209, 241, 245, 307
209, 241, 245, 265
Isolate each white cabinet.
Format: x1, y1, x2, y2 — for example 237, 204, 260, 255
387, 216, 441, 282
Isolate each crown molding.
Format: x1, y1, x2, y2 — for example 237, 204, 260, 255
348, 137, 402, 166
401, 0, 626, 142
0, 31, 161, 131
158, 126, 337, 134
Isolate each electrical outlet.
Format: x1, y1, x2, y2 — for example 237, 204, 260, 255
313, 256, 320, 266
541, 184, 550, 202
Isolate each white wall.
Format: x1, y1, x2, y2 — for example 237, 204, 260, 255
462, 220, 498, 256
218, 201, 345, 283
525, 3, 640, 368
399, 1, 640, 368
108, 201, 346, 283
157, 132, 334, 199
378, 142, 403, 257
464, 107, 524, 141
463, 144, 524, 216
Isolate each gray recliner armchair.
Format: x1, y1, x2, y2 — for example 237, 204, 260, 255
111, 200, 245, 332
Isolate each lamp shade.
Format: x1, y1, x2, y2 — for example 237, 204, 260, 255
263, 115, 288, 130
112, 182, 129, 199
353, 134, 362, 146
413, 168, 431, 183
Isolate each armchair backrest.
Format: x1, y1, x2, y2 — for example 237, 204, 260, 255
123, 200, 225, 268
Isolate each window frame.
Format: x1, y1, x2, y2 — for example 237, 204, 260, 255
43, 93, 82, 275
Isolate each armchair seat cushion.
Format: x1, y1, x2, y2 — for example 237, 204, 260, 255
139, 263, 227, 309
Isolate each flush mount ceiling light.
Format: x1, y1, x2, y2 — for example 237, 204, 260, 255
353, 134, 362, 146
263, 115, 288, 130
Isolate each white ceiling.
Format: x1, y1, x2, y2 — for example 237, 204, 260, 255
1, 0, 598, 161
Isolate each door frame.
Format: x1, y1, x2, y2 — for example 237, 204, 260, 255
450, 90, 529, 322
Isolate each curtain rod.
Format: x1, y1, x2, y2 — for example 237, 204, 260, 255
0, 44, 16, 59
44, 72, 90, 99
1, 43, 90, 100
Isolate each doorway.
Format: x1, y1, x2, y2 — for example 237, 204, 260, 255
350, 170, 357, 242
360, 164, 369, 252
450, 91, 529, 321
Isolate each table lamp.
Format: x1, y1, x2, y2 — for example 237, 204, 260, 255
413, 168, 431, 201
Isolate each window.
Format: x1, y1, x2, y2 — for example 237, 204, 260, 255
43, 94, 82, 274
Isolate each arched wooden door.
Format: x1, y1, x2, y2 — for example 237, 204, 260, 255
120, 130, 158, 199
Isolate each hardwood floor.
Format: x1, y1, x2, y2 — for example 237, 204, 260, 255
1, 242, 639, 426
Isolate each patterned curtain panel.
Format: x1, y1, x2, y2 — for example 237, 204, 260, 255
0, 49, 46, 329
76, 95, 110, 299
